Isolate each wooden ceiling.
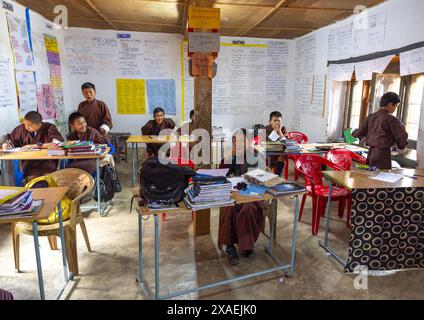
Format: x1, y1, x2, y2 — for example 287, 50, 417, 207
16, 0, 385, 39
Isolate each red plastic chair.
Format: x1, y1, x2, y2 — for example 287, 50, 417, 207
285, 131, 309, 180
325, 149, 366, 170
295, 154, 351, 235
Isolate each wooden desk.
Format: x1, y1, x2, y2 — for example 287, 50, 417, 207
320, 169, 424, 273
0, 150, 103, 215
257, 142, 367, 156
131, 187, 303, 300
0, 187, 71, 300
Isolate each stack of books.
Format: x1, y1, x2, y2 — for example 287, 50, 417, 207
282, 139, 300, 154
64, 141, 98, 156
184, 174, 234, 210
0, 189, 43, 218
244, 169, 285, 187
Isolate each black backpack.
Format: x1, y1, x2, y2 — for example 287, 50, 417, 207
139, 157, 196, 204
93, 165, 115, 202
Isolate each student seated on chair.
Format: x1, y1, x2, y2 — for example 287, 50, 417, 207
67, 112, 109, 174
141, 107, 175, 157
219, 128, 265, 266
2, 111, 64, 182
77, 82, 113, 138
265, 111, 288, 177
352, 92, 408, 170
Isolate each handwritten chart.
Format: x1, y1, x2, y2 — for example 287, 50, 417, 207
146, 79, 176, 115
6, 15, 35, 71
116, 79, 146, 114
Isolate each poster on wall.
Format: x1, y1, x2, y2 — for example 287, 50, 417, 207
116, 79, 146, 114
146, 79, 176, 115
0, 58, 15, 109
6, 14, 35, 71
31, 32, 51, 84
15, 71, 38, 116
36, 84, 56, 120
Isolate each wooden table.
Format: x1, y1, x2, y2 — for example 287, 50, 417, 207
321, 169, 424, 272
131, 187, 305, 300
257, 142, 367, 156
0, 187, 72, 300
0, 150, 103, 215
126, 135, 196, 187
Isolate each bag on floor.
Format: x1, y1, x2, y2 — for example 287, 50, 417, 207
93, 165, 115, 203
25, 176, 72, 224
139, 156, 196, 204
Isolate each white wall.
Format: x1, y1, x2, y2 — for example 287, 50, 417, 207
290, 0, 424, 164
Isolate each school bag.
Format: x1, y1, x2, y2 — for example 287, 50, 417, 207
138, 156, 196, 204
25, 176, 72, 224
93, 165, 115, 203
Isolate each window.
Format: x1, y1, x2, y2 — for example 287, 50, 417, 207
372, 74, 401, 112
348, 80, 364, 129
401, 74, 424, 145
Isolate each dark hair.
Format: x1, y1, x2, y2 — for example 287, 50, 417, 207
380, 92, 400, 108
68, 112, 85, 125
190, 110, 195, 119
269, 111, 282, 120
81, 82, 96, 91
153, 107, 165, 115
24, 111, 42, 124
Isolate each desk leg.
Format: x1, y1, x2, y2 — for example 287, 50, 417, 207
32, 222, 45, 300
131, 143, 136, 187
221, 140, 224, 164
136, 144, 139, 169
58, 202, 70, 282
96, 159, 101, 215
267, 199, 278, 255
154, 214, 160, 300
137, 212, 143, 283
289, 195, 300, 277
318, 181, 346, 266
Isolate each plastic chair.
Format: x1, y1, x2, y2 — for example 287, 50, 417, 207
285, 132, 309, 181
325, 149, 366, 170
295, 154, 351, 236
12, 169, 94, 275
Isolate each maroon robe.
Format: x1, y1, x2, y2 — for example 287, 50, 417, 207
78, 99, 113, 133
352, 108, 408, 169
7, 122, 64, 178
219, 158, 264, 252
265, 124, 288, 169
66, 126, 108, 173
141, 119, 175, 156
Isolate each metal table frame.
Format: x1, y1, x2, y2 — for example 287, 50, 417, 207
318, 179, 347, 266
0, 158, 103, 216
136, 195, 300, 300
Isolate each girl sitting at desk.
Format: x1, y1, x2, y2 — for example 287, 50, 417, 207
219, 128, 266, 266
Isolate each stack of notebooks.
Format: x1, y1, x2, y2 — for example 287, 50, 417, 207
184, 174, 234, 210
0, 189, 43, 218
282, 139, 300, 154
48, 141, 101, 156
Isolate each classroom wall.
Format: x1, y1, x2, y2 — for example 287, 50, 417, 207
290, 0, 424, 163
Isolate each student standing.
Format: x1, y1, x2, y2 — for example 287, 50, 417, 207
141, 107, 175, 157
2, 111, 64, 182
77, 82, 113, 136
265, 111, 288, 177
67, 112, 109, 173
352, 92, 408, 170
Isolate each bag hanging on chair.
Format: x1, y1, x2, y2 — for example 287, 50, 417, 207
25, 176, 72, 224
93, 165, 115, 203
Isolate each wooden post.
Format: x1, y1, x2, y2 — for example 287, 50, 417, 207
191, 0, 213, 236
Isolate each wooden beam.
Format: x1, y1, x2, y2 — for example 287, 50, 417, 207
238, 0, 289, 36
83, 0, 118, 30
181, 0, 191, 38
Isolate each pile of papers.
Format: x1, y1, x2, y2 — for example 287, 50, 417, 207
244, 169, 285, 187
0, 189, 43, 218
184, 171, 234, 210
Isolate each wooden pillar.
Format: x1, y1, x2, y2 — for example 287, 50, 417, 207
191, 0, 213, 236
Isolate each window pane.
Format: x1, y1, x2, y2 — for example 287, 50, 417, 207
372, 74, 401, 112
349, 81, 363, 129
405, 74, 424, 141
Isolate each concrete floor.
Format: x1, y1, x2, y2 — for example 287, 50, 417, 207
1, 150, 423, 300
